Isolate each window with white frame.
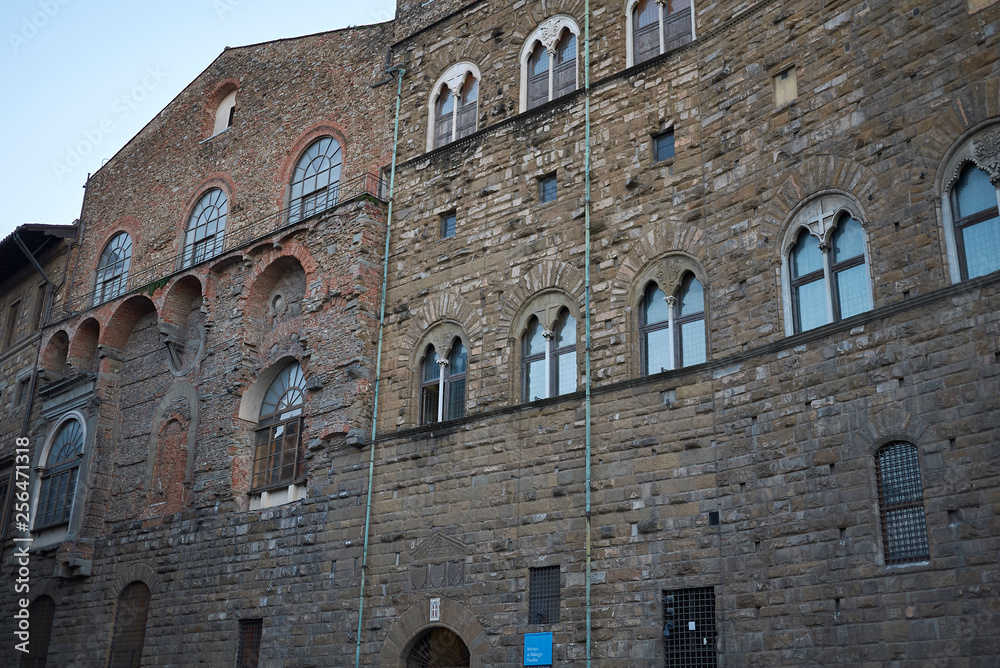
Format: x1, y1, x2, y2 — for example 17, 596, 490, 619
523, 308, 577, 401
420, 339, 468, 425
428, 63, 481, 151
940, 126, 1000, 282
181, 189, 228, 268
627, 0, 694, 67
212, 89, 237, 136
35, 418, 84, 531
289, 137, 343, 224
781, 195, 873, 335
640, 272, 706, 374
520, 16, 580, 112
93, 232, 132, 306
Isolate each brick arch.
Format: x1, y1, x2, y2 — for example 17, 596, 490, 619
851, 407, 936, 459
380, 599, 488, 668
610, 221, 708, 312
203, 77, 241, 138
160, 274, 203, 326
174, 173, 238, 248
275, 122, 350, 209
41, 330, 69, 374
69, 317, 100, 371
242, 252, 313, 321
497, 260, 585, 338
759, 155, 884, 244
100, 295, 157, 350
109, 562, 160, 599
919, 79, 1000, 197
242, 242, 318, 303
399, 291, 482, 367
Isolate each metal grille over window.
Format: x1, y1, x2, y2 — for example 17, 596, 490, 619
36, 419, 84, 530
876, 442, 930, 564
20, 596, 55, 668
181, 188, 227, 268
290, 137, 342, 224
662, 587, 717, 668
236, 619, 263, 668
93, 232, 132, 306
252, 362, 307, 490
405, 628, 471, 668
528, 565, 560, 625
108, 582, 151, 668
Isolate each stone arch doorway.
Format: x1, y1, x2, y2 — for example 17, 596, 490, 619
405, 627, 471, 668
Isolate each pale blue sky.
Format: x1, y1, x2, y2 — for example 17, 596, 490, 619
0, 0, 397, 240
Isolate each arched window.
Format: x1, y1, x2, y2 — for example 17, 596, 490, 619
406, 628, 471, 668
875, 442, 930, 565
20, 596, 55, 668
182, 189, 227, 268
93, 232, 132, 306
782, 197, 873, 335
252, 362, 306, 491
108, 582, 151, 668
430, 64, 480, 150
520, 18, 580, 112
950, 162, 1000, 280
639, 273, 706, 374
523, 309, 577, 401
289, 137, 343, 223
420, 340, 468, 425
35, 419, 84, 530
212, 89, 237, 136
628, 0, 694, 67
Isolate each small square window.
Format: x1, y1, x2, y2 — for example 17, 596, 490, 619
653, 130, 675, 163
774, 66, 798, 106
528, 565, 560, 625
440, 212, 457, 239
237, 619, 263, 668
539, 174, 557, 204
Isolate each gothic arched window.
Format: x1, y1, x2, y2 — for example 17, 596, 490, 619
420, 340, 468, 424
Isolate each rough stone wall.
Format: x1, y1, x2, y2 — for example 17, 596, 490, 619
365, 0, 1000, 665
2, 1, 1000, 667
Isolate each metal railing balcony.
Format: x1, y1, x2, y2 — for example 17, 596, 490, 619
53, 171, 386, 322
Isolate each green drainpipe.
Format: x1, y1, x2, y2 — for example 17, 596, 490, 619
355, 65, 405, 668
583, 0, 594, 665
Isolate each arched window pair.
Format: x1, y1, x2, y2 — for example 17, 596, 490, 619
430, 64, 481, 150
522, 17, 579, 111
629, 0, 694, 66
523, 309, 577, 402
420, 339, 468, 424
639, 273, 706, 374
781, 196, 873, 335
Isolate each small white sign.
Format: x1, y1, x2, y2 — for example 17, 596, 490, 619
688, 621, 696, 631
430, 598, 441, 622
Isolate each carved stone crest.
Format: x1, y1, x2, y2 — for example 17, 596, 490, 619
974, 131, 1000, 183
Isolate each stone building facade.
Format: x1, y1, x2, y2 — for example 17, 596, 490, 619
3, 0, 1000, 666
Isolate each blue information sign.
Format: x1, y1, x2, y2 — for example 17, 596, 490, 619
523, 632, 553, 666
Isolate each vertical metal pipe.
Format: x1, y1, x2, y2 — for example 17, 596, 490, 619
355, 66, 405, 668
583, 0, 594, 665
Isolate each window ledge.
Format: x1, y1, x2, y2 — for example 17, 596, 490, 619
200, 126, 231, 144
249, 482, 306, 510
